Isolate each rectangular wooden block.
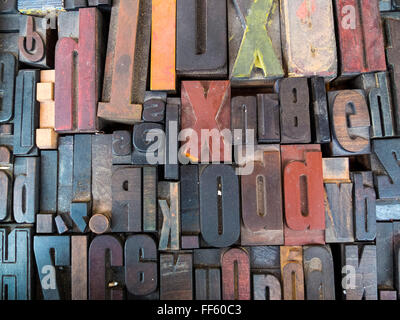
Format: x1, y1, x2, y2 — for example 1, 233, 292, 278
131, 122, 164, 165
334, 0, 386, 77
0, 0, 17, 13
280, 0, 337, 78
151, 0, 175, 91
241, 145, 283, 245
143, 166, 157, 233
160, 252, 193, 300
328, 90, 371, 156
281, 145, 325, 245
310, 77, 330, 143
72, 134, 92, 203
142, 92, 166, 123
376, 199, 400, 221
65, 0, 112, 10
40, 150, 58, 214
376, 222, 394, 290
36, 213, 55, 233
280, 246, 304, 300
36, 128, 58, 149
194, 249, 222, 300
112, 130, 132, 165
55, 8, 103, 133
0, 165, 12, 222
98, 0, 151, 124
228, 0, 284, 86
231, 96, 257, 146
57, 136, 73, 215
164, 98, 180, 180
380, 290, 397, 300
181, 81, 231, 163
0, 226, 32, 300
322, 158, 350, 183
257, 94, 280, 143
18, 0, 64, 15
0, 53, 17, 123
71, 235, 87, 300
177, 0, 227, 78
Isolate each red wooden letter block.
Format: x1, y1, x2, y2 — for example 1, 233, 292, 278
55, 8, 102, 133
281, 145, 325, 245
181, 81, 231, 163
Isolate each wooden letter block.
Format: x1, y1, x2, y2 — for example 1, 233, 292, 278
112, 130, 132, 165
0, 169, 11, 222
40, 150, 58, 214
131, 122, 164, 165
342, 245, 377, 300
304, 245, 335, 300
13, 157, 39, 224
57, 136, 73, 215
376, 222, 394, 290
280, 246, 304, 300
279, 78, 311, 144
181, 81, 231, 163
143, 166, 157, 233
72, 134, 91, 203
160, 252, 193, 300
36, 214, 55, 234
241, 145, 283, 245
0, 53, 16, 123
0, 226, 31, 300
18, 0, 64, 15
322, 158, 350, 183
0, 0, 17, 13
221, 248, 250, 300
335, 0, 386, 76
164, 98, 180, 180
55, 8, 103, 133
194, 249, 222, 300
142, 93, 166, 123
231, 96, 257, 146
71, 235, 87, 300
14, 70, 39, 156
151, 0, 175, 91
228, 0, 284, 86
257, 94, 280, 143
253, 274, 282, 300
177, 0, 227, 78
98, 0, 151, 124
328, 90, 371, 156
89, 235, 124, 300
281, 145, 325, 245
310, 77, 330, 143
280, 0, 337, 78
352, 172, 376, 241
158, 182, 180, 251
200, 165, 240, 247
380, 290, 397, 300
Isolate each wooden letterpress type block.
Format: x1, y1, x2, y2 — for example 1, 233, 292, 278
280, 246, 304, 300
324, 182, 354, 243
18, 0, 64, 15
164, 98, 180, 180
89, 235, 124, 300
88, 213, 110, 235
19, 15, 56, 68
55, 214, 69, 234
0, 14, 20, 59
0, 169, 12, 222
253, 274, 282, 300
322, 158, 350, 183
281, 145, 325, 245
40, 150, 58, 214
13, 157, 39, 224
199, 165, 240, 248
36, 128, 58, 150
376, 199, 400, 221
57, 136, 73, 215
354, 72, 394, 138
310, 77, 330, 143
352, 172, 376, 241
177, 0, 227, 79
36, 213, 55, 234
221, 248, 250, 300
143, 166, 157, 232
131, 122, 164, 165
193, 249, 222, 300
394, 222, 400, 293
303, 245, 335, 300
55, 8, 103, 133
241, 145, 283, 245
65, 0, 112, 10
142, 92, 166, 123
160, 252, 193, 300
0, 124, 13, 147
180, 165, 200, 249
380, 290, 397, 300
69, 202, 89, 233
334, 0, 386, 77
0, 53, 16, 123
0, 0, 17, 13
228, 0, 283, 86
158, 182, 180, 251
72, 134, 91, 203
257, 94, 280, 143
34, 235, 71, 300
342, 245, 378, 300
372, 139, 400, 199
0, 226, 32, 300
379, 0, 392, 11
125, 234, 158, 298
57, 11, 79, 38
394, 0, 400, 9
328, 90, 371, 156
151, 0, 176, 91
71, 235, 87, 300
280, 0, 337, 78
98, 0, 151, 124
111, 166, 141, 233
231, 96, 257, 146
279, 78, 311, 144
14, 70, 39, 156
112, 130, 132, 165
181, 80, 231, 163
376, 222, 394, 290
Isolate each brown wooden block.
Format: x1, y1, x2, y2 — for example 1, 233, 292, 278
181, 81, 231, 163
241, 145, 283, 245
342, 245, 377, 300
88, 213, 111, 235
280, 246, 304, 300
376, 222, 394, 290
352, 172, 376, 241
279, 78, 311, 144
71, 235, 87, 300
328, 90, 371, 156
55, 8, 103, 133
228, 0, 283, 86
36, 128, 58, 149
231, 96, 257, 146
380, 290, 397, 300
304, 245, 335, 300
257, 94, 280, 143
221, 248, 250, 300
334, 0, 386, 77
322, 158, 350, 183
89, 235, 124, 300
98, 0, 151, 124
160, 252, 193, 300
281, 145, 325, 245
158, 182, 180, 251
280, 0, 337, 78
